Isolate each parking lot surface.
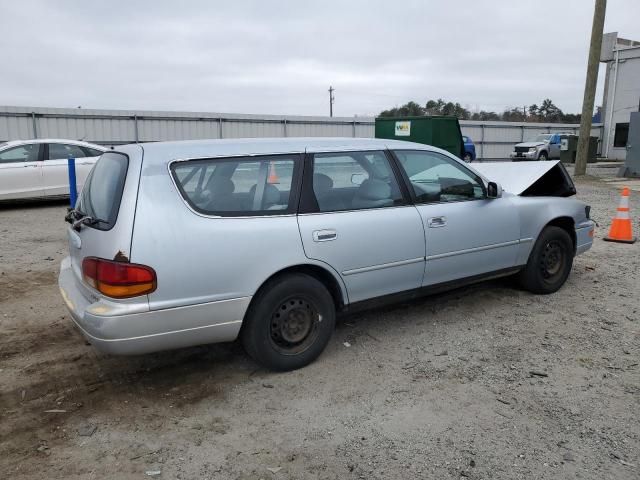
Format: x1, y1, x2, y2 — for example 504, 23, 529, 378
1, 166, 638, 479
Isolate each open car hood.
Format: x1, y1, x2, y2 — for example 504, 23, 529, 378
472, 161, 576, 197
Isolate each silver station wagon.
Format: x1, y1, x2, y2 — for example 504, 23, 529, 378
59, 138, 595, 371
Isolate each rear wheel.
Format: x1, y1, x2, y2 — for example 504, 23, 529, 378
538, 151, 548, 161
241, 273, 335, 371
518, 226, 574, 294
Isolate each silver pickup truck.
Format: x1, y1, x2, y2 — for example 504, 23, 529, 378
510, 133, 570, 161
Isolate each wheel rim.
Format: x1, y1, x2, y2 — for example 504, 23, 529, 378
539, 240, 565, 281
464, 154, 471, 162
270, 296, 321, 354
540, 153, 547, 160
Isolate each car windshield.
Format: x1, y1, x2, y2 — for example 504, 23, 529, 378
529, 134, 552, 142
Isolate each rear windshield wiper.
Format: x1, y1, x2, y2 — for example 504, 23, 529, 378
65, 207, 81, 224
73, 215, 108, 231
66, 208, 107, 230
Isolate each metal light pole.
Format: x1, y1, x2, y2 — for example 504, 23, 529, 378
575, 0, 607, 175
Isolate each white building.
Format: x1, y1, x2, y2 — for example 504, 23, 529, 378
600, 32, 640, 160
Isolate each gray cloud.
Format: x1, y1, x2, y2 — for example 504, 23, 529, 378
1, 0, 638, 116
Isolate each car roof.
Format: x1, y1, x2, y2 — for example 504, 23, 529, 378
124, 137, 439, 163
0, 139, 106, 150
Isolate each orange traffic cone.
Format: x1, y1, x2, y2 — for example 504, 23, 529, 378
267, 162, 279, 184
604, 187, 636, 244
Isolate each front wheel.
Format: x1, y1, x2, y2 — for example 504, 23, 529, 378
538, 151, 548, 161
241, 273, 335, 371
463, 152, 473, 163
518, 226, 574, 294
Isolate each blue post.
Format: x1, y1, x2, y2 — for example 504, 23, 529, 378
67, 157, 78, 207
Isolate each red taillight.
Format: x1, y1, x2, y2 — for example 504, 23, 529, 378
82, 257, 156, 298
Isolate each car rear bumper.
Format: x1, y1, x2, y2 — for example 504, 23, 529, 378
58, 257, 250, 355
575, 220, 595, 255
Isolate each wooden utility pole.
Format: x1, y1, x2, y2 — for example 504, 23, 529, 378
328, 86, 335, 117
575, 0, 607, 175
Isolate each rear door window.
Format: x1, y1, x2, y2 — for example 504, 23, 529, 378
171, 154, 301, 216
310, 151, 404, 212
48, 143, 88, 160
76, 152, 129, 230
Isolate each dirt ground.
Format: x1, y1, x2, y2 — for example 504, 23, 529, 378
1, 166, 638, 480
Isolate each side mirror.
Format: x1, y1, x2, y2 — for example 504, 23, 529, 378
487, 181, 502, 199
351, 173, 366, 185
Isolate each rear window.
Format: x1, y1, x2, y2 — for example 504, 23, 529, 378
171, 154, 300, 216
76, 152, 128, 230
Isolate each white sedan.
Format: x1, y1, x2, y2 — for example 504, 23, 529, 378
0, 139, 106, 200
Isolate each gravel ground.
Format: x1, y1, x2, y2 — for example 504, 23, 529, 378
0, 167, 638, 480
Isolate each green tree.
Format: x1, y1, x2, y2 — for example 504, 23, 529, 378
502, 107, 526, 122
538, 98, 563, 122
379, 101, 424, 117
471, 110, 501, 121
425, 99, 446, 115
423, 99, 469, 119
379, 98, 579, 123
398, 101, 425, 117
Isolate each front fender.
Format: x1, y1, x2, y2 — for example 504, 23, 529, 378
513, 197, 588, 265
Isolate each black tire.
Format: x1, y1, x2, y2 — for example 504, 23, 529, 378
538, 151, 548, 161
241, 273, 335, 371
518, 226, 574, 294
463, 152, 473, 163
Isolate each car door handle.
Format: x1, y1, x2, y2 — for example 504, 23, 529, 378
312, 229, 337, 242
427, 216, 447, 228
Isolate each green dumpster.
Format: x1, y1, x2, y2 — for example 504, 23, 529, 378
375, 116, 464, 158
560, 135, 598, 163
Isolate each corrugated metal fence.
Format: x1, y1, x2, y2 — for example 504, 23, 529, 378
0, 106, 603, 160
460, 121, 603, 159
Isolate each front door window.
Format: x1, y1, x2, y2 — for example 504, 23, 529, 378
0, 144, 40, 163
394, 150, 485, 203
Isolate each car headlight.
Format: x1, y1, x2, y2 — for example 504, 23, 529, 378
529, 147, 538, 152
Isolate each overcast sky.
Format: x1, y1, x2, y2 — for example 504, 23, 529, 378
1, 0, 638, 117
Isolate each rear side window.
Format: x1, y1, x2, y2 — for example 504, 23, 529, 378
76, 152, 128, 230
171, 154, 300, 216
82, 147, 104, 157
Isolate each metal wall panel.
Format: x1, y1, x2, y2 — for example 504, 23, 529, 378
0, 106, 602, 159
0, 115, 32, 140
